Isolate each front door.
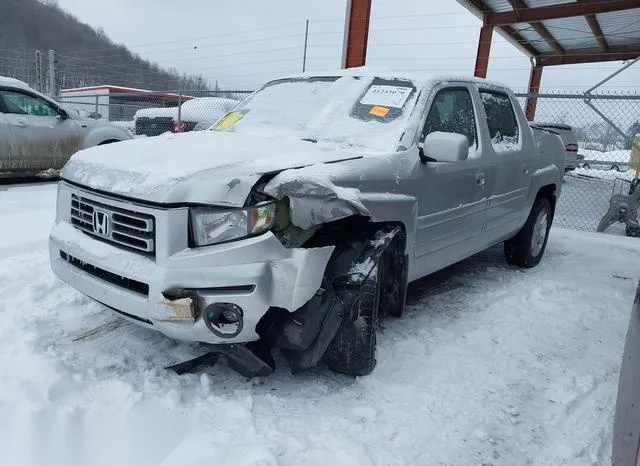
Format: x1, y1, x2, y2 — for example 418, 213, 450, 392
0, 88, 82, 173
413, 85, 489, 277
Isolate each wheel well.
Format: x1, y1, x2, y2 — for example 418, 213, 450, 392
536, 184, 557, 216
98, 139, 120, 145
303, 216, 406, 249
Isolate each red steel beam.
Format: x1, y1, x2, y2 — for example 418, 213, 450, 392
525, 63, 543, 121
537, 47, 640, 66
501, 25, 540, 56
342, 0, 373, 68
474, 25, 494, 78
486, 0, 640, 26
584, 14, 609, 51
508, 0, 564, 53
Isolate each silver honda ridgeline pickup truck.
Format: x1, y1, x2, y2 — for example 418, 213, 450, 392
49, 69, 565, 377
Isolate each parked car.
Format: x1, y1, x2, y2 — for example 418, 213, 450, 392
0, 76, 132, 178
133, 106, 177, 137
133, 97, 239, 136
49, 70, 565, 378
172, 97, 239, 133
533, 122, 579, 172
579, 148, 630, 172
612, 280, 640, 466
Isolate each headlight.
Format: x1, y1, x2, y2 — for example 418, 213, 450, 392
190, 202, 276, 246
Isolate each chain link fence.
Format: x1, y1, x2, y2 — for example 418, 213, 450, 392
57, 89, 253, 136
513, 92, 640, 237
54, 88, 640, 238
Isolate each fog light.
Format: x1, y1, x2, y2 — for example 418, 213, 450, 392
203, 303, 244, 338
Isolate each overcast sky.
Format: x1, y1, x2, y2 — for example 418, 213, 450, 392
55, 0, 639, 93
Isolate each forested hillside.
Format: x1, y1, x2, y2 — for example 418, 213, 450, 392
0, 0, 208, 92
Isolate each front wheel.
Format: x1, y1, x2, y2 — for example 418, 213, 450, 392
504, 197, 552, 268
325, 231, 406, 376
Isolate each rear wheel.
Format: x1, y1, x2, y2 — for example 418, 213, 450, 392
504, 197, 552, 268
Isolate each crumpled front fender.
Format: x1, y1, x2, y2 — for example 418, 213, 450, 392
263, 174, 370, 229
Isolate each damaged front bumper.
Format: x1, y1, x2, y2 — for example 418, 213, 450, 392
49, 182, 334, 346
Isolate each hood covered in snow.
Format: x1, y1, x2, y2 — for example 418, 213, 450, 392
61, 130, 363, 206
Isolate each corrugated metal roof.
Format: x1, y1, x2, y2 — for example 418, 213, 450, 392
456, 0, 640, 63
596, 9, 640, 47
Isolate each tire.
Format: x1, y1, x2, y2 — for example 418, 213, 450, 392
378, 232, 407, 319
504, 197, 552, 268
582, 163, 590, 169
324, 265, 381, 376
626, 225, 640, 238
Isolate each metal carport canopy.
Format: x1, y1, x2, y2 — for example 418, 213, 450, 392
342, 0, 640, 120
457, 0, 640, 119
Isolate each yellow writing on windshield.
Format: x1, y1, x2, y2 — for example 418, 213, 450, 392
214, 111, 245, 130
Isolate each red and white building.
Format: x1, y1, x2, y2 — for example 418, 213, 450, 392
59, 85, 192, 122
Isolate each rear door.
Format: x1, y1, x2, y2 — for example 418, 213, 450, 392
413, 84, 490, 276
478, 89, 533, 238
0, 88, 82, 173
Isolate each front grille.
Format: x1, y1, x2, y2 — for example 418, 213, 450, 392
70, 194, 155, 254
60, 251, 150, 296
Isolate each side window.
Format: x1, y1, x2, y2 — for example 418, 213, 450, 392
422, 88, 478, 151
479, 91, 519, 149
0, 90, 59, 117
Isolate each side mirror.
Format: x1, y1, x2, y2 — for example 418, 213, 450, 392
57, 108, 69, 120
420, 131, 469, 163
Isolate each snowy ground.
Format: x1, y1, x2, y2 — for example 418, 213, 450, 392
1, 181, 639, 466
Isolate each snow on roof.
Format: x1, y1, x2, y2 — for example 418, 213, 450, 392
60, 85, 151, 94
273, 66, 512, 93
0, 76, 32, 91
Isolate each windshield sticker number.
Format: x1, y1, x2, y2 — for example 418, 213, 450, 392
214, 111, 245, 130
360, 85, 412, 108
369, 105, 390, 117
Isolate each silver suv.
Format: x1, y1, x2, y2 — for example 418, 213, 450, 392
0, 77, 132, 178
49, 71, 565, 377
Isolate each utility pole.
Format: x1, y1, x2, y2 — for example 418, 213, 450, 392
34, 50, 44, 92
302, 19, 309, 73
48, 49, 56, 97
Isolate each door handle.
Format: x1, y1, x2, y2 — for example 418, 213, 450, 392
475, 172, 486, 186
12, 119, 28, 128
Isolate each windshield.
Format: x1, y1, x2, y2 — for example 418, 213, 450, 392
212, 76, 419, 153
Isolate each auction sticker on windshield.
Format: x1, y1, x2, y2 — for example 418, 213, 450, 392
369, 105, 390, 117
360, 85, 413, 108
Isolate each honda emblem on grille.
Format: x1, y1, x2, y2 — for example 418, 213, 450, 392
92, 210, 110, 237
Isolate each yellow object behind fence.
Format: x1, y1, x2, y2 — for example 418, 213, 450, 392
632, 134, 640, 178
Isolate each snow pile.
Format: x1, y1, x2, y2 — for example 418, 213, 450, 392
134, 107, 177, 119
179, 97, 239, 123
1, 182, 638, 465
133, 98, 239, 125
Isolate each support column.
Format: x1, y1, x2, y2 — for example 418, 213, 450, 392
341, 0, 373, 69
474, 25, 493, 78
525, 62, 543, 121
